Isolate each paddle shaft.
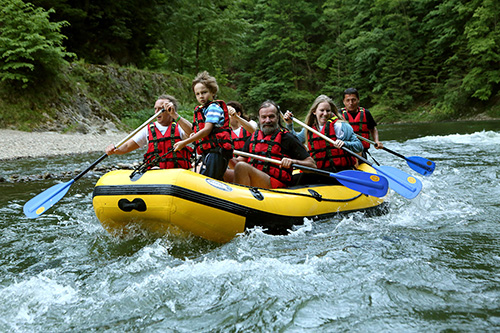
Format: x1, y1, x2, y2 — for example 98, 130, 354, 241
233, 149, 389, 197
289, 116, 425, 197
288, 116, 374, 166
234, 149, 318, 173
354, 133, 435, 177
24, 108, 171, 218
73, 109, 165, 182
355, 134, 406, 159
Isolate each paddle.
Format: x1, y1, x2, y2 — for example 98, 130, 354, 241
354, 134, 435, 176
233, 150, 389, 198
286, 115, 423, 199
23, 109, 166, 218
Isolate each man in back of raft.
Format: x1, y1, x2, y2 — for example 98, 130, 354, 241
230, 100, 316, 189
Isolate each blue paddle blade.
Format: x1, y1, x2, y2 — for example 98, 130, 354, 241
333, 170, 389, 198
374, 165, 422, 199
406, 156, 435, 176
23, 180, 74, 218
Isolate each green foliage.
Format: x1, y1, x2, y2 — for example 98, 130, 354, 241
0, 0, 74, 88
461, 0, 500, 100
143, 0, 250, 77
232, 0, 323, 112
31, 0, 162, 66
2, 0, 500, 125
0, 61, 202, 130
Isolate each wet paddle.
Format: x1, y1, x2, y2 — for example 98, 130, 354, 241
233, 150, 389, 198
23, 109, 166, 218
354, 134, 435, 176
287, 116, 422, 199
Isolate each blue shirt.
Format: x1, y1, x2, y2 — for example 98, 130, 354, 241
204, 103, 225, 126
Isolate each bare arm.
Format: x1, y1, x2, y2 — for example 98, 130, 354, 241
175, 116, 193, 137
228, 106, 257, 133
369, 127, 384, 149
282, 110, 294, 125
281, 156, 316, 169
234, 113, 257, 133
173, 123, 214, 151
162, 100, 193, 136
105, 139, 140, 155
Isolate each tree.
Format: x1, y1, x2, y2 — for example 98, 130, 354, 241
30, 0, 165, 66
234, 0, 323, 112
145, 0, 250, 78
0, 0, 74, 88
461, 0, 500, 101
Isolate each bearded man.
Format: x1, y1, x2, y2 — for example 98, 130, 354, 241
230, 100, 316, 189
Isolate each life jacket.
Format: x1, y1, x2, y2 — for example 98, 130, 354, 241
341, 107, 370, 149
192, 100, 233, 154
247, 128, 293, 188
307, 116, 357, 171
143, 122, 193, 169
231, 127, 251, 150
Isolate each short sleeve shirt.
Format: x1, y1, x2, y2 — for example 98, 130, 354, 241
204, 103, 225, 126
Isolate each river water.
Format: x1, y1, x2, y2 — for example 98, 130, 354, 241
1, 120, 499, 332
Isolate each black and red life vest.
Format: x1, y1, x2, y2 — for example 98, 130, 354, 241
231, 127, 251, 150
192, 100, 233, 154
341, 107, 370, 149
307, 116, 357, 171
247, 128, 293, 188
143, 122, 193, 169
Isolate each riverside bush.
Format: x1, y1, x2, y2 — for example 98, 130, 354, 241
0, 0, 75, 88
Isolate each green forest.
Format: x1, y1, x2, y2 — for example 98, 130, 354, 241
1, 0, 499, 130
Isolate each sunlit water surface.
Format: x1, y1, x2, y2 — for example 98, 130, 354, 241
1, 121, 499, 331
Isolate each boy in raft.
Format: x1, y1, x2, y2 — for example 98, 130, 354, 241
105, 94, 193, 169
173, 71, 233, 181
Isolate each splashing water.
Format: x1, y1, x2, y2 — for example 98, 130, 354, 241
1, 121, 499, 331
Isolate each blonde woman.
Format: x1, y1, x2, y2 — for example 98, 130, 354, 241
283, 95, 362, 172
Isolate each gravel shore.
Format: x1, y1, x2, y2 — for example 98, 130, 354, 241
0, 129, 127, 160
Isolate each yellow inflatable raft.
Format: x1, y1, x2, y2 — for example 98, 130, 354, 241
92, 164, 388, 243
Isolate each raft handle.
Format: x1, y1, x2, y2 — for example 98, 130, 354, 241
250, 188, 264, 201
307, 189, 323, 202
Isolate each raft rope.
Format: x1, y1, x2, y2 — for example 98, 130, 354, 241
236, 183, 364, 203
129, 149, 363, 202
366, 149, 381, 166
129, 147, 176, 179
129, 155, 159, 179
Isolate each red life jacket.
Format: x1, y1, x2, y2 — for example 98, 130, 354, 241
143, 122, 193, 169
248, 128, 293, 188
307, 116, 357, 170
192, 100, 233, 154
341, 107, 370, 149
231, 127, 251, 150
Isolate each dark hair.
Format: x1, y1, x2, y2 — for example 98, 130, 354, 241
343, 87, 359, 99
258, 100, 283, 127
157, 94, 178, 111
227, 101, 250, 121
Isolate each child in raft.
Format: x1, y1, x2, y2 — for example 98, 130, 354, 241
173, 71, 233, 181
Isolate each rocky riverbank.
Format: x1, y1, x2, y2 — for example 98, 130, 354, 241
0, 129, 140, 183
0, 129, 128, 160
